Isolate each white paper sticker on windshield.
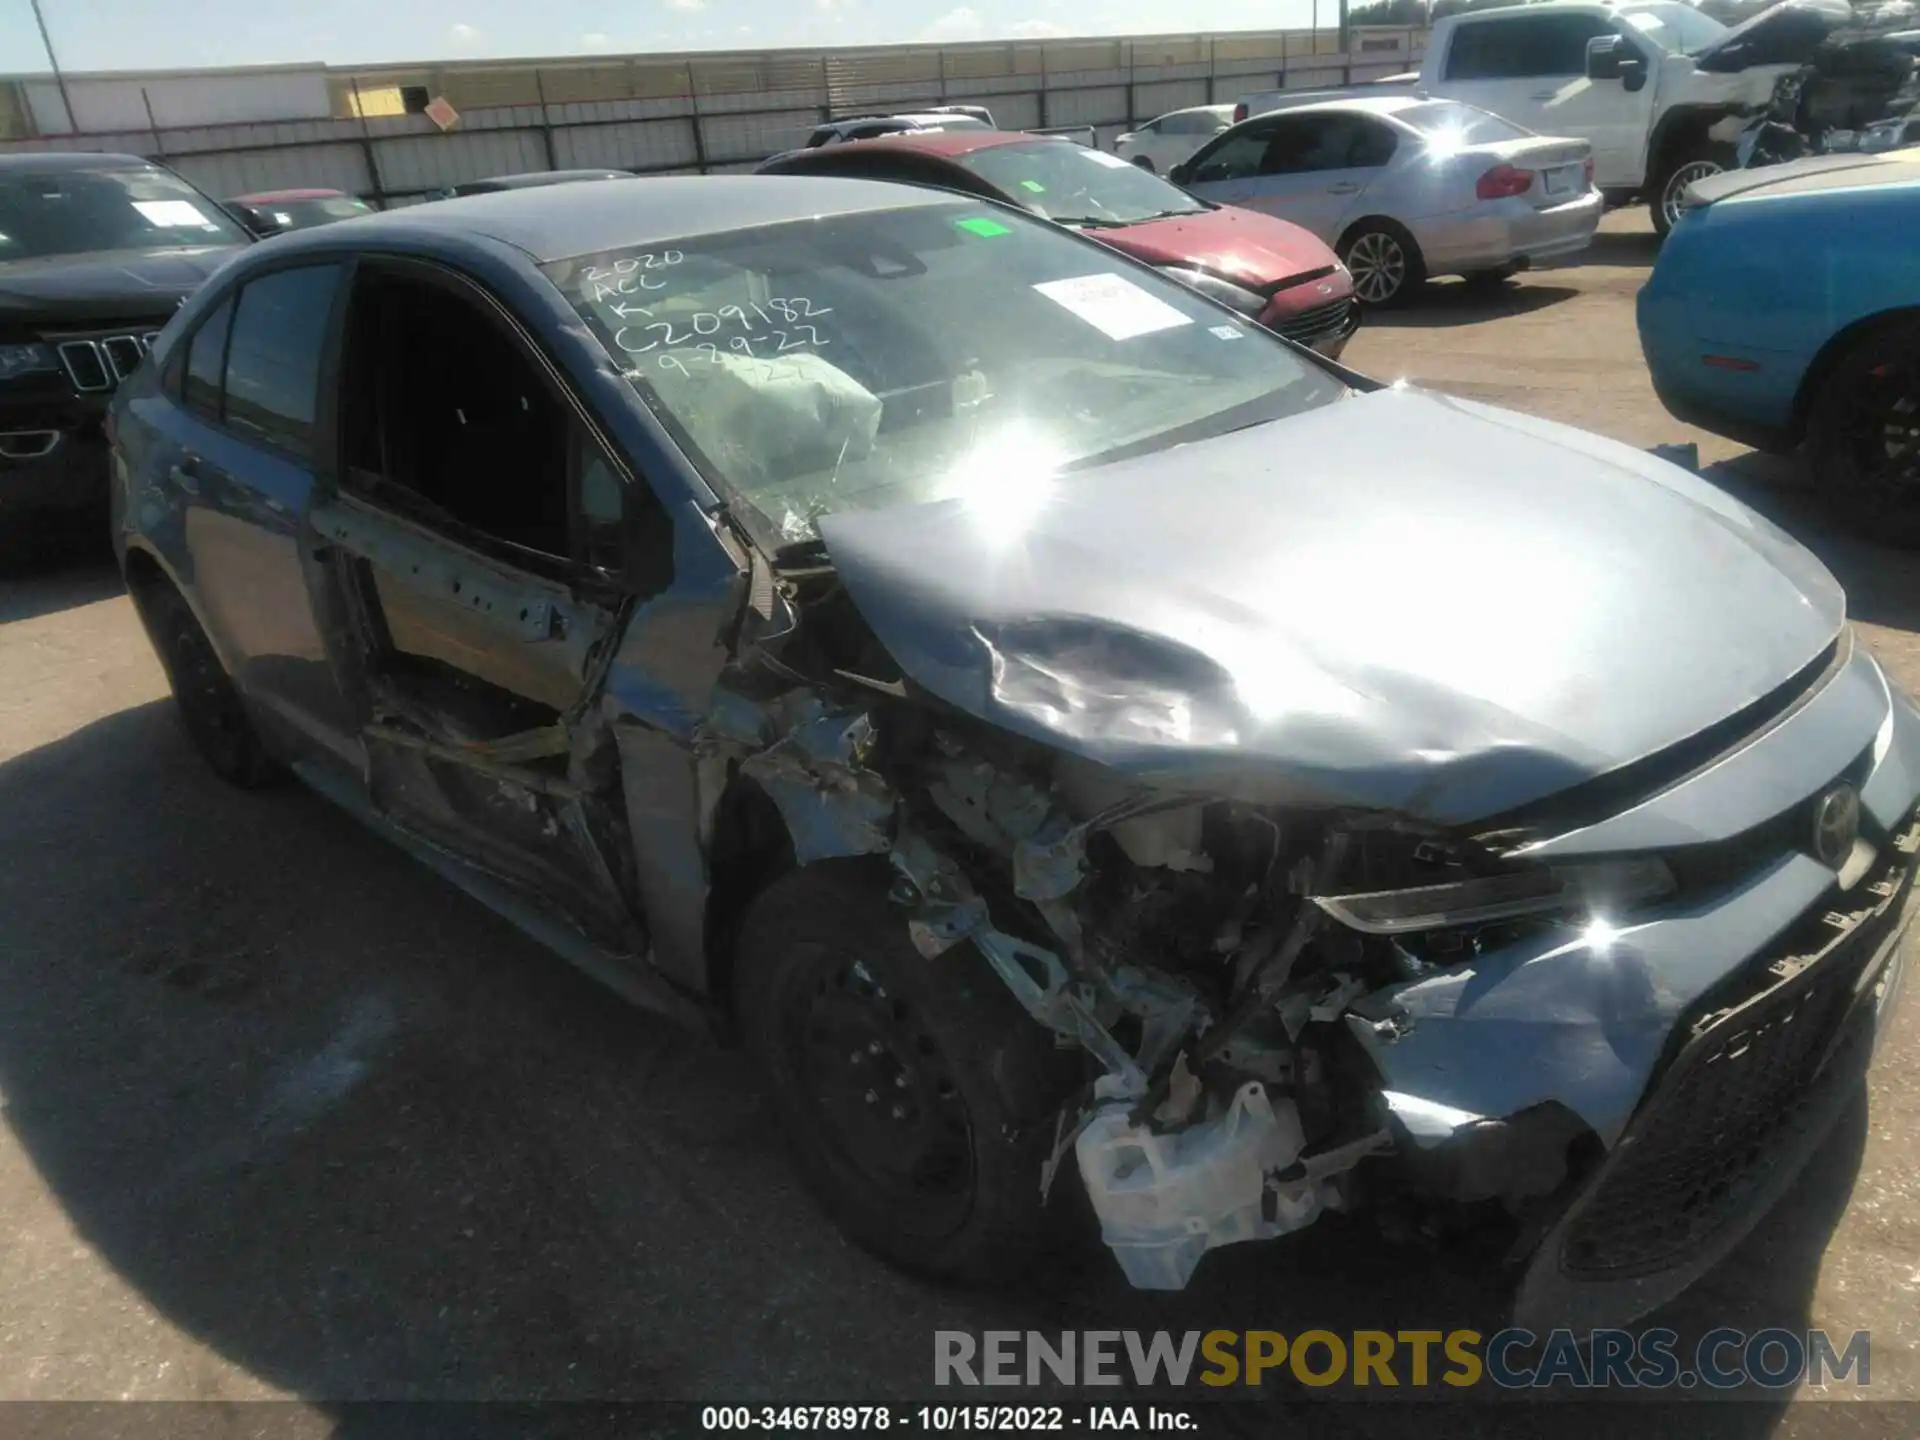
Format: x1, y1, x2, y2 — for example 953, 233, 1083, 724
1084, 149, 1132, 168
133, 199, 213, 228
1033, 273, 1193, 341
1210, 325, 1243, 340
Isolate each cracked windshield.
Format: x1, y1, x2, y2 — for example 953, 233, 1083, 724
549, 202, 1345, 548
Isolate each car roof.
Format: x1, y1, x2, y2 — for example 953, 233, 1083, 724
260, 174, 960, 264
0, 151, 153, 173
798, 130, 1048, 160
1248, 95, 1434, 121
234, 188, 352, 202
466, 169, 630, 190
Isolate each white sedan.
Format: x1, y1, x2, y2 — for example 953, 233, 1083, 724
1114, 104, 1236, 174
1172, 96, 1603, 307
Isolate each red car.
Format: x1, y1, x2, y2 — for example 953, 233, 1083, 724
757, 131, 1359, 358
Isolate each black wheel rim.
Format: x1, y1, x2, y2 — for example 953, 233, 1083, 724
790, 956, 975, 1231
1829, 355, 1920, 504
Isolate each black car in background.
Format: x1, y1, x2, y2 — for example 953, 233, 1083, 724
0, 153, 249, 551
227, 188, 374, 237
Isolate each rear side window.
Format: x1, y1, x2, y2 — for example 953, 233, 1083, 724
222, 264, 343, 459
183, 296, 233, 421
1445, 15, 1616, 80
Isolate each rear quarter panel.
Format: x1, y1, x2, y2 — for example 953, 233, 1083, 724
1638, 177, 1920, 437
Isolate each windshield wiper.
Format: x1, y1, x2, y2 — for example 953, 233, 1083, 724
1055, 216, 1130, 230
1132, 208, 1204, 221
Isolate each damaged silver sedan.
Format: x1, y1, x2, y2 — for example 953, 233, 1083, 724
108, 176, 1918, 1329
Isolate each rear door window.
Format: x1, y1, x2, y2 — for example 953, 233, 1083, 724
222, 264, 344, 459
1445, 14, 1617, 79
183, 296, 234, 422
1260, 116, 1394, 174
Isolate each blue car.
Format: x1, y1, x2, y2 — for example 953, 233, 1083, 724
1638, 151, 1920, 536
108, 175, 1920, 1321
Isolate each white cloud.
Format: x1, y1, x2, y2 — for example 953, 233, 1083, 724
579, 31, 615, 50
817, 0, 854, 11
1009, 19, 1070, 36
666, 0, 707, 10
448, 22, 482, 48
919, 6, 985, 40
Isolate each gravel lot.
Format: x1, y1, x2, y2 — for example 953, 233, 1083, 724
1, 208, 1916, 1433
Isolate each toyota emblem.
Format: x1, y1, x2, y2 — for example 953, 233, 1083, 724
1810, 782, 1861, 870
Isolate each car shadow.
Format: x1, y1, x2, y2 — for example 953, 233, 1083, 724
0, 540, 122, 625
0, 700, 1869, 1423
1701, 452, 1920, 638
1366, 282, 1580, 330
1552, 228, 1664, 271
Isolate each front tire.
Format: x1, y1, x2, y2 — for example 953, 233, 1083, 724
137, 577, 280, 788
1652, 144, 1734, 239
1805, 318, 1920, 546
733, 861, 1078, 1285
1339, 220, 1426, 308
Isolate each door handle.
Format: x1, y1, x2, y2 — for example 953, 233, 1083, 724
1327, 181, 1361, 195
168, 462, 201, 495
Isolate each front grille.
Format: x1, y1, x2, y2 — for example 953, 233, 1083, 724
53, 330, 163, 393
1274, 297, 1357, 345
1559, 815, 1920, 1279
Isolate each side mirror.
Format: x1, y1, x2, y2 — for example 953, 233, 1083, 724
1169, 160, 1193, 186
1586, 35, 1648, 92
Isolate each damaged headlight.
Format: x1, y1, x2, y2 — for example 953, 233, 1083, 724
1312, 857, 1675, 935
1158, 266, 1267, 319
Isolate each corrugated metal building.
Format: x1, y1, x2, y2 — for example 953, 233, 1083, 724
0, 27, 1427, 203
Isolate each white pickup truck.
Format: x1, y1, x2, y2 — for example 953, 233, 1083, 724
1238, 0, 1855, 235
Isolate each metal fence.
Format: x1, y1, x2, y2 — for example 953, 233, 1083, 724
0, 27, 1427, 205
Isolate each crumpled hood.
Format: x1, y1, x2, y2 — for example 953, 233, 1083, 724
0, 246, 242, 321
1695, 0, 1852, 72
1095, 206, 1342, 292
816, 387, 1844, 825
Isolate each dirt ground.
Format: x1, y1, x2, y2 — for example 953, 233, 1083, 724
2, 208, 1918, 1433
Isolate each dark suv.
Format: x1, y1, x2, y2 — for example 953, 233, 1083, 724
0, 153, 249, 547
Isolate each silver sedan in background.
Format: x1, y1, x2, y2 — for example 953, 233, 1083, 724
1172, 96, 1603, 306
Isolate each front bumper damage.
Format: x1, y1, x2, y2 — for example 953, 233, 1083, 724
698, 590, 1920, 1326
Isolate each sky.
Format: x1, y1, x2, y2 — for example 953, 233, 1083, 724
0, 0, 1329, 75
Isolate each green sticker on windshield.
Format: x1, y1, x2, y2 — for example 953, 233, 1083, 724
1019, 180, 1045, 193
955, 216, 1011, 237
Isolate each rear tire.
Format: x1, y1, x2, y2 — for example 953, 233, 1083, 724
1652, 143, 1735, 239
1463, 265, 1518, 294
733, 861, 1079, 1285
1805, 317, 1920, 546
1129, 154, 1156, 172
1339, 220, 1426, 308
137, 577, 281, 788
